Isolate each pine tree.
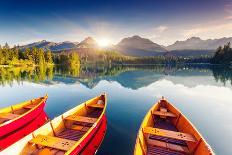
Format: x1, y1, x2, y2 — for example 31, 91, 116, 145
212, 42, 232, 64
0, 45, 3, 64
45, 50, 53, 64
38, 49, 46, 65
2, 43, 10, 64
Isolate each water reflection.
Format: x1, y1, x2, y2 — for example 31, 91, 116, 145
0, 64, 232, 154
0, 64, 232, 88
211, 66, 232, 85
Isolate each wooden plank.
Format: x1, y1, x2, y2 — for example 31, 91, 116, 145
159, 107, 168, 118
87, 104, 104, 109
23, 104, 37, 109
147, 138, 190, 154
152, 111, 177, 118
0, 113, 19, 120
143, 127, 197, 142
65, 115, 97, 124
97, 100, 104, 104
160, 107, 167, 112
68, 125, 90, 132
29, 135, 76, 151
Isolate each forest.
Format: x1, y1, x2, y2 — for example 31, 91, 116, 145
211, 42, 232, 64
1, 42, 231, 66
0, 43, 80, 67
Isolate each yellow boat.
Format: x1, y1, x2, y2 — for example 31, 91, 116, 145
1, 93, 107, 155
134, 97, 214, 155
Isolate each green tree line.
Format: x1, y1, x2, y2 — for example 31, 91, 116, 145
211, 42, 232, 64
0, 43, 80, 67
0, 43, 53, 66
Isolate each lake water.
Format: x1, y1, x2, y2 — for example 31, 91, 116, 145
0, 65, 232, 155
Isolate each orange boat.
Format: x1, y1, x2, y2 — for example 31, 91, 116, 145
134, 97, 214, 155
2, 93, 107, 155
0, 95, 48, 138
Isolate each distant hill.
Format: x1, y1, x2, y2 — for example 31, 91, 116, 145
20, 37, 100, 52
165, 50, 215, 57
77, 37, 98, 48
167, 37, 232, 51
115, 35, 167, 57
18, 36, 232, 57
20, 40, 78, 51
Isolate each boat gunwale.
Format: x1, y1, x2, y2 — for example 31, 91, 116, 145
0, 95, 48, 128
65, 93, 107, 154
1, 93, 107, 155
162, 99, 213, 153
134, 97, 214, 155
78, 114, 107, 155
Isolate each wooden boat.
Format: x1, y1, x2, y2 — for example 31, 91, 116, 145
134, 97, 214, 155
80, 112, 107, 155
0, 111, 48, 151
0, 95, 48, 138
2, 93, 107, 155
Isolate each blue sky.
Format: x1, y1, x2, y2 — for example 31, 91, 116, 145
0, 0, 231, 46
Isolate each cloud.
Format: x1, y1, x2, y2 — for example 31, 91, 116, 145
141, 25, 169, 43
154, 25, 168, 33
225, 3, 232, 20
182, 22, 232, 39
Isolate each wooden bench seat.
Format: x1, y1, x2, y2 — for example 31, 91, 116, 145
160, 107, 167, 112
65, 115, 97, 124
23, 104, 37, 109
143, 127, 197, 142
147, 138, 190, 154
0, 113, 19, 120
29, 135, 76, 151
87, 104, 104, 109
152, 111, 177, 118
68, 124, 90, 132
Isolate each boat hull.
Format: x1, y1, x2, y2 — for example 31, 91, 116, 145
79, 114, 107, 155
0, 111, 48, 151
0, 100, 46, 137
1, 94, 107, 155
134, 98, 214, 155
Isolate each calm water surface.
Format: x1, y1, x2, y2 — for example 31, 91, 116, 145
0, 65, 232, 155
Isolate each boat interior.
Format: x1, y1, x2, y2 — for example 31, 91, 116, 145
0, 97, 45, 125
136, 98, 211, 155
20, 95, 105, 155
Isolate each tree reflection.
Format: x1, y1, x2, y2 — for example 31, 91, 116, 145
0, 64, 232, 87
211, 66, 232, 85
0, 65, 54, 86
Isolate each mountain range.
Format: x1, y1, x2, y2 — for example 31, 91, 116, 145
19, 36, 232, 57
115, 35, 167, 57
167, 37, 232, 50
20, 40, 78, 51
20, 37, 99, 51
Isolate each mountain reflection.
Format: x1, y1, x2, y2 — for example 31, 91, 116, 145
0, 64, 231, 89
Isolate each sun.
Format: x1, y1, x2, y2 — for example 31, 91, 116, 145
97, 38, 111, 47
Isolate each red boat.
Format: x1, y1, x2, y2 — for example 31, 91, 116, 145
0, 95, 48, 138
79, 114, 107, 155
0, 111, 48, 151
2, 93, 107, 155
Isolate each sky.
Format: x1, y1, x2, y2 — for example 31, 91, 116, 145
0, 0, 231, 46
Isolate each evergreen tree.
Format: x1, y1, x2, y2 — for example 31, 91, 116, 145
211, 42, 232, 64
2, 43, 10, 64
38, 49, 46, 65
45, 50, 53, 64
24, 48, 32, 60
69, 52, 80, 66
0, 45, 3, 64
32, 47, 39, 64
